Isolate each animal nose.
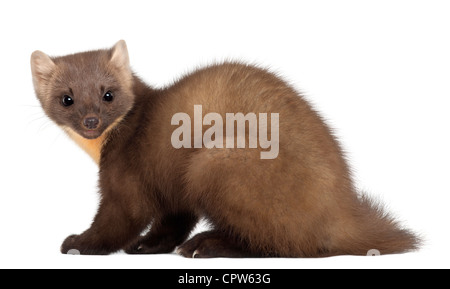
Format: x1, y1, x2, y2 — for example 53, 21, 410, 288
83, 117, 100, 130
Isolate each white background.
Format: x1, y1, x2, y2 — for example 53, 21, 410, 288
0, 0, 449, 269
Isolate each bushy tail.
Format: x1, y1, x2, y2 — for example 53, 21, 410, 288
335, 194, 421, 256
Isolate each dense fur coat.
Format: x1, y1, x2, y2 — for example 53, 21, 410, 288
30, 41, 420, 257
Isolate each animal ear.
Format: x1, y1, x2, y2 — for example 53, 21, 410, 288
30, 50, 55, 90
110, 40, 130, 71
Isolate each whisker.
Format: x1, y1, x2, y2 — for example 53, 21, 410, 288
28, 114, 48, 123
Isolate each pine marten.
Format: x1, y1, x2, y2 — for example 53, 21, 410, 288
30, 40, 420, 257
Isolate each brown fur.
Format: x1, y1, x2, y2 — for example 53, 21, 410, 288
31, 41, 420, 257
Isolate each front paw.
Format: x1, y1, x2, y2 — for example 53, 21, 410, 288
60, 234, 110, 255
61, 234, 81, 254
125, 240, 176, 255
125, 236, 178, 255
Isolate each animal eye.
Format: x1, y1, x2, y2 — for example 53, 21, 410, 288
103, 91, 114, 102
62, 95, 74, 107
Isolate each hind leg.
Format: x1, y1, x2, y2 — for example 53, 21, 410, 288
177, 230, 258, 258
